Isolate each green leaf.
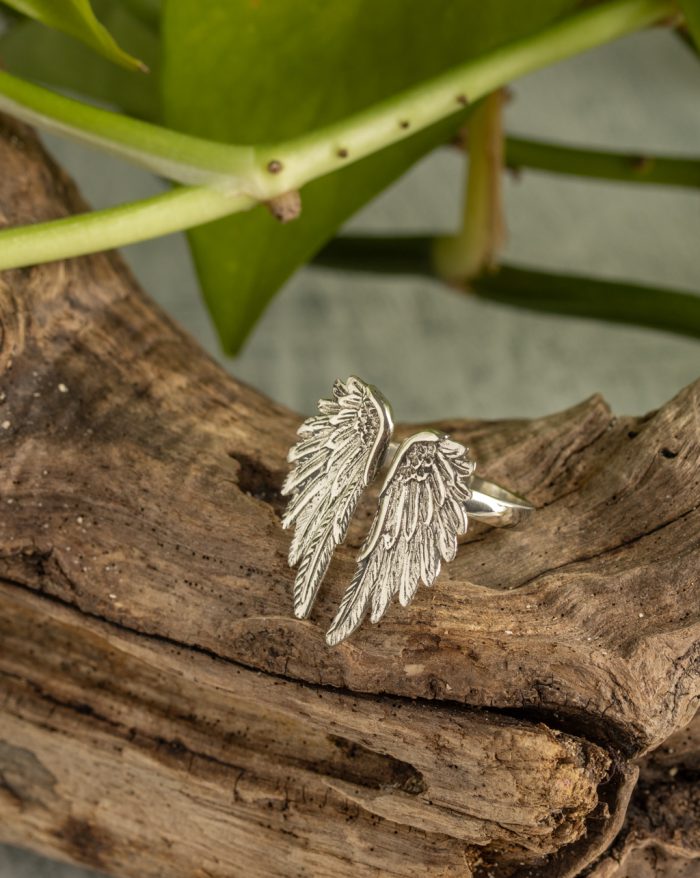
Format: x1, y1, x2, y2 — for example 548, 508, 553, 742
678, 0, 700, 49
1, 0, 146, 71
0, 1, 159, 118
162, 0, 578, 353
117, 0, 160, 31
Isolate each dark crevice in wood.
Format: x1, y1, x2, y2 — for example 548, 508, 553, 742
0, 573, 626, 874
2, 665, 428, 798
0, 569, 638, 758
228, 450, 286, 512
477, 763, 638, 878
583, 713, 700, 877
54, 817, 114, 871
0, 113, 698, 878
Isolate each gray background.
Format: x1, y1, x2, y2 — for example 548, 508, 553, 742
2, 26, 699, 878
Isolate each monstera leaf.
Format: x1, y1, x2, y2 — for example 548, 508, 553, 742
162, 0, 578, 352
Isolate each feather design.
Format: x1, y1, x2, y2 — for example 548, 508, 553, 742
281, 376, 393, 619
326, 431, 474, 645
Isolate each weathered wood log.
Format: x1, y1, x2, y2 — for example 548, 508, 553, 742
0, 114, 698, 878
589, 711, 700, 878
0, 583, 622, 878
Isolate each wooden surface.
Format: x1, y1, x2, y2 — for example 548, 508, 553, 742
590, 712, 700, 878
0, 115, 698, 878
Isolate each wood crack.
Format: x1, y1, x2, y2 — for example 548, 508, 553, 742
0, 570, 634, 756
0, 113, 697, 878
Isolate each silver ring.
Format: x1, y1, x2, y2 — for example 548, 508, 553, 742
281, 377, 533, 644
383, 441, 532, 527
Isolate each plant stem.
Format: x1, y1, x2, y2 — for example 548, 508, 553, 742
434, 91, 506, 282
0, 0, 672, 195
0, 71, 255, 188
314, 235, 700, 340
0, 187, 254, 270
314, 235, 435, 277
472, 264, 700, 339
504, 136, 700, 187
262, 0, 674, 194
0, 0, 674, 267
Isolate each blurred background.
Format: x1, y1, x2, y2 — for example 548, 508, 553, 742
8, 27, 700, 425
1, 23, 699, 878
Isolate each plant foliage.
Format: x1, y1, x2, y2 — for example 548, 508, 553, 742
0, 0, 697, 352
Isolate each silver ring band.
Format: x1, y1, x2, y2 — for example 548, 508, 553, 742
283, 377, 536, 642
384, 441, 533, 526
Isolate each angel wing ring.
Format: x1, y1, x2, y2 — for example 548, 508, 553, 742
281, 377, 533, 645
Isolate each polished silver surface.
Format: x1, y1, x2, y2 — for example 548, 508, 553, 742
326, 430, 475, 645
384, 441, 534, 525
281, 376, 393, 619
283, 377, 534, 642
466, 475, 534, 526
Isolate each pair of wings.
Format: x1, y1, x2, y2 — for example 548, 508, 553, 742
281, 377, 474, 645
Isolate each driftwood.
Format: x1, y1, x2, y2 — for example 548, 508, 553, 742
0, 115, 698, 878
590, 712, 700, 878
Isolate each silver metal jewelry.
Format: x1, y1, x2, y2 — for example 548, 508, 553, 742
281, 377, 394, 619
282, 377, 533, 644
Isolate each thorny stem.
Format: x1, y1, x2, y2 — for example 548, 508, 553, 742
0, 0, 675, 270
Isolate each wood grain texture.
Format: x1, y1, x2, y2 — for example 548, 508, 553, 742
1, 582, 618, 878
0, 114, 698, 877
589, 712, 700, 878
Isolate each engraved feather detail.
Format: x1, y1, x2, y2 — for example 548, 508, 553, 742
281, 376, 393, 619
326, 431, 474, 645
